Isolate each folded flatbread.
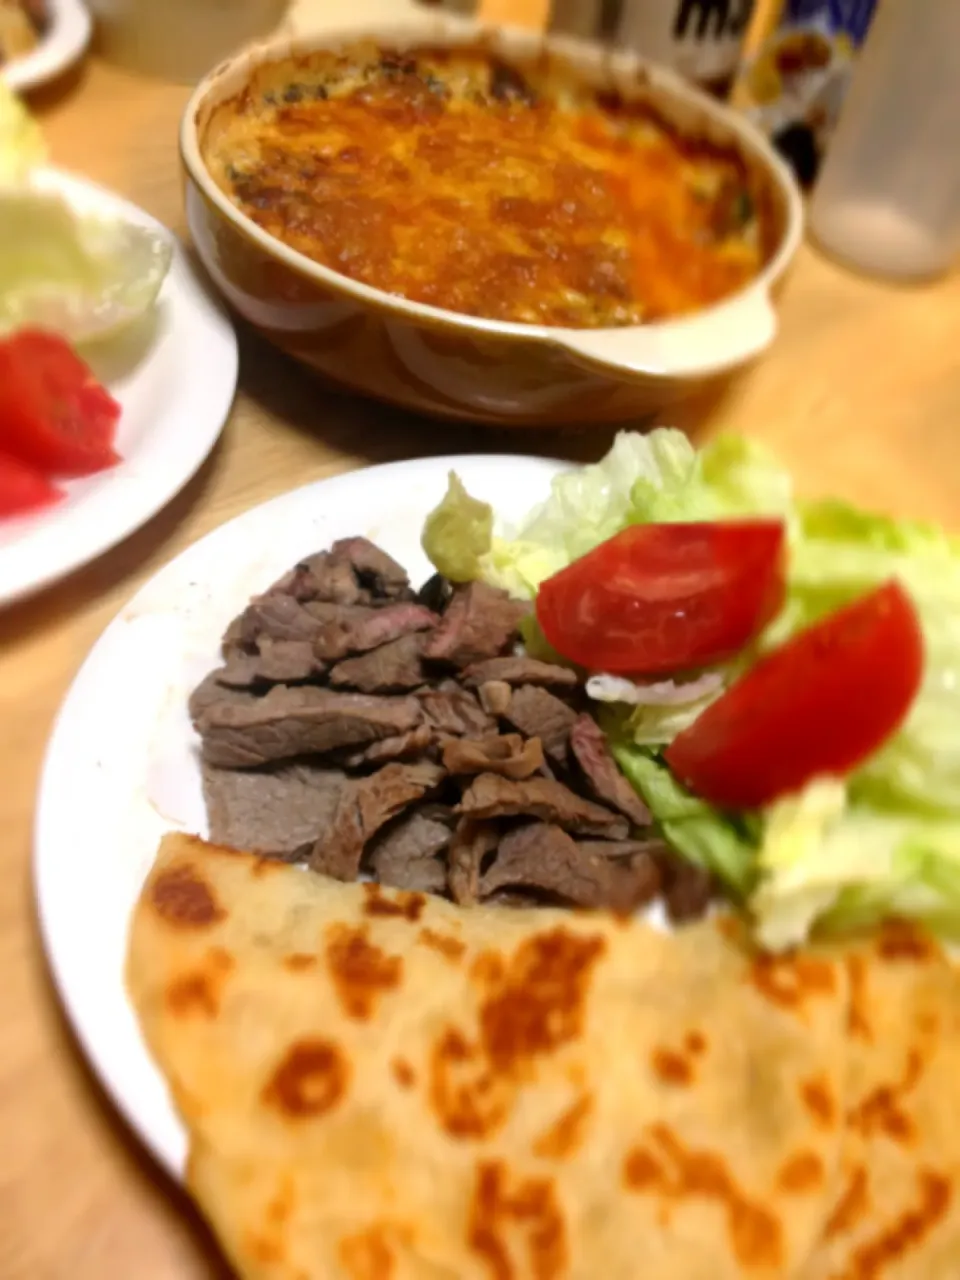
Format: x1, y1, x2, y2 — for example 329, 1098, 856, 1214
126, 834, 960, 1279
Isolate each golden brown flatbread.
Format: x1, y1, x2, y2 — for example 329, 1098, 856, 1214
128, 835, 857, 1280
127, 835, 960, 1279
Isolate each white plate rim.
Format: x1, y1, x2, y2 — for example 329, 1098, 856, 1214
0, 165, 238, 606
2, 0, 91, 93
33, 453, 569, 1178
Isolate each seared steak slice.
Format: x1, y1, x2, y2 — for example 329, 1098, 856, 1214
197, 686, 422, 768
329, 632, 426, 693
188, 672, 258, 728
462, 656, 578, 690
442, 733, 543, 781
269, 551, 363, 606
422, 581, 529, 667
369, 809, 453, 895
447, 818, 499, 906
235, 593, 331, 648
477, 679, 512, 717
502, 684, 577, 764
480, 822, 662, 912
202, 760, 346, 860
569, 713, 651, 828
215, 638, 322, 689
341, 724, 435, 768
417, 682, 495, 737
309, 600, 438, 662
457, 773, 629, 838
330, 536, 412, 600
309, 761, 444, 880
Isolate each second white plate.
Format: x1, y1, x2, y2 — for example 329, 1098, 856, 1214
2, 0, 91, 92
0, 166, 238, 605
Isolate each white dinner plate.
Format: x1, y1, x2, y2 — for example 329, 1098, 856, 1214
2, 0, 91, 93
34, 453, 565, 1177
0, 166, 237, 605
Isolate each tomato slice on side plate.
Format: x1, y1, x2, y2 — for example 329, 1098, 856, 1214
0, 451, 63, 518
665, 581, 924, 810
535, 520, 786, 675
0, 330, 121, 477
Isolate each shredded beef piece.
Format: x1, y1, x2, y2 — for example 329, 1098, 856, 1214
329, 632, 426, 693
422, 581, 529, 667
309, 761, 445, 881
569, 713, 651, 828
457, 772, 629, 838
368, 808, 452, 895
442, 733, 543, 781
202, 760, 346, 861
417, 681, 495, 736
502, 684, 577, 764
462, 656, 578, 690
447, 818, 500, 906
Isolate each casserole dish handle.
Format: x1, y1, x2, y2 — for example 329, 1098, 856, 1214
551, 290, 778, 382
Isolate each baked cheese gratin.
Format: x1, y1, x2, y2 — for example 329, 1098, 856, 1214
202, 42, 769, 329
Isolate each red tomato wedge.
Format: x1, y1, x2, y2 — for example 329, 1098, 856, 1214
0, 330, 121, 477
534, 520, 786, 675
0, 451, 63, 518
665, 580, 924, 809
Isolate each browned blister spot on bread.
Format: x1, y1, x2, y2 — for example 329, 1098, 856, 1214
362, 881, 426, 922
419, 926, 466, 963
623, 1124, 783, 1270
847, 1048, 925, 1146
750, 953, 837, 1015
325, 923, 403, 1020
776, 1150, 824, 1194
532, 1093, 593, 1162
845, 955, 873, 1042
838, 1170, 951, 1279
339, 1223, 400, 1280
165, 947, 234, 1018
824, 1165, 870, 1241
468, 1161, 568, 1280
800, 1074, 837, 1130
262, 1037, 349, 1119
876, 919, 937, 964
283, 952, 317, 972
651, 1046, 694, 1087
150, 863, 225, 927
430, 929, 606, 1140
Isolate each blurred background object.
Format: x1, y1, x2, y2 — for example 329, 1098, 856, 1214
807, 0, 960, 281
86, 0, 290, 82
733, 0, 877, 187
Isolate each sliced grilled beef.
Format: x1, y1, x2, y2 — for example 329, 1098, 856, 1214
422, 581, 529, 667
442, 733, 543, 781
340, 724, 435, 768
479, 822, 662, 911
447, 818, 499, 906
477, 679, 512, 717
330, 536, 412, 599
188, 671, 259, 728
237, 593, 338, 648
502, 684, 577, 765
197, 686, 422, 768
215, 638, 323, 688
462, 656, 578, 690
368, 808, 452, 894
309, 761, 445, 880
267, 551, 363, 606
417, 682, 495, 736
457, 773, 629, 838
569, 713, 651, 828
329, 632, 426, 693
309, 600, 438, 662
202, 760, 346, 860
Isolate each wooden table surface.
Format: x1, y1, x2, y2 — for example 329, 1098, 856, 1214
2, 29, 960, 1280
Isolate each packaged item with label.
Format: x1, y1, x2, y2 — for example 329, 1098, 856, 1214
735, 0, 877, 186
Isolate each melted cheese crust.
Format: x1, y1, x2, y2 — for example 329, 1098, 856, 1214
203, 45, 767, 329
